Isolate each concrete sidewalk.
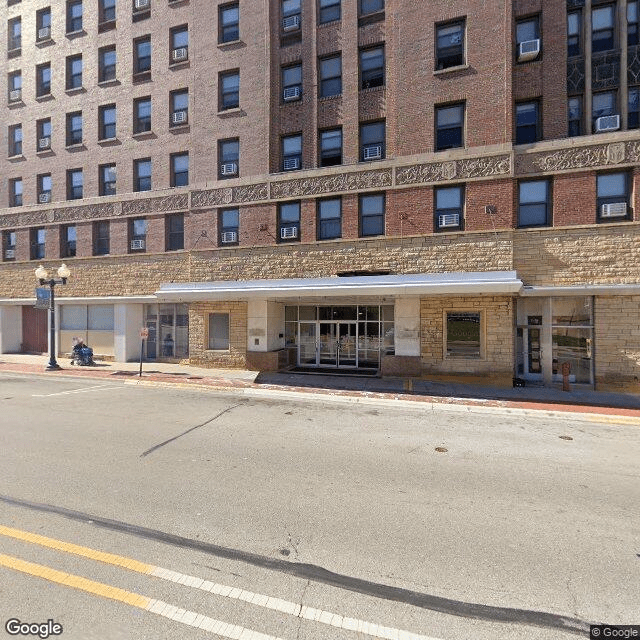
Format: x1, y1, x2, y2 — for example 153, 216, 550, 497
2, 353, 640, 416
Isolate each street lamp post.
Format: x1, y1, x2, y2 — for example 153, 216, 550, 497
35, 263, 71, 371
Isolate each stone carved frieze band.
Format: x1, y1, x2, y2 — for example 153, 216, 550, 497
0, 203, 115, 229
191, 188, 234, 208
270, 170, 392, 199
121, 193, 189, 215
395, 155, 511, 186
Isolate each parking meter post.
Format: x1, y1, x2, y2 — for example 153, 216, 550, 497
562, 361, 571, 392
139, 340, 143, 377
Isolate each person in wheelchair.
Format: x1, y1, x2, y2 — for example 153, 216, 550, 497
71, 337, 94, 366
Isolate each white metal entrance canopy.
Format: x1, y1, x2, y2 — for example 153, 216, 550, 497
155, 271, 523, 301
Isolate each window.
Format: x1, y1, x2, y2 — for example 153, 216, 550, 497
436, 20, 465, 70
3, 231, 17, 261
278, 202, 301, 242
515, 101, 540, 144
134, 97, 151, 133
93, 221, 110, 255
61, 225, 76, 258
99, 46, 116, 82
597, 173, 630, 220
630, 87, 639, 129
99, 104, 116, 140
99, 0, 116, 25
36, 118, 52, 151
170, 89, 188, 126
130, 218, 147, 251
435, 185, 464, 231
208, 314, 230, 350
282, 0, 301, 28
67, 0, 83, 33
134, 158, 151, 192
515, 16, 540, 59
518, 180, 550, 227
359, 193, 385, 237
66, 54, 83, 89
317, 198, 341, 240
219, 208, 239, 245
629, 1, 639, 46
66, 111, 82, 145
360, 46, 384, 89
36, 63, 51, 97
8, 124, 22, 157
219, 3, 239, 43
170, 25, 188, 63
282, 64, 302, 102
319, 128, 342, 166
360, 0, 383, 16
9, 178, 23, 207
319, 55, 342, 98
319, 0, 340, 24
282, 134, 302, 171
31, 228, 46, 260
446, 312, 481, 358
567, 11, 581, 57
435, 103, 464, 150
360, 120, 385, 161
67, 169, 83, 200
592, 91, 616, 131
134, 36, 151, 75
8, 17, 21, 52
568, 97, 582, 136
99, 163, 116, 196
218, 139, 239, 178
167, 214, 184, 250
8, 71, 22, 102
36, 8, 52, 41
219, 71, 239, 110
170, 152, 189, 187
592, 5, 614, 53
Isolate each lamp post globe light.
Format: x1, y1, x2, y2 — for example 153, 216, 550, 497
35, 264, 71, 371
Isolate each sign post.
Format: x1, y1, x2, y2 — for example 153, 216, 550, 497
139, 327, 149, 377
34, 287, 51, 310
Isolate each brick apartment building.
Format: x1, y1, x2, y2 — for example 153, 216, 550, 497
1, 0, 639, 391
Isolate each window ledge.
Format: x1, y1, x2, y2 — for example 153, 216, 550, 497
35, 37, 54, 47
98, 79, 120, 87
132, 130, 155, 140
169, 60, 190, 70
7, 48, 22, 58
35, 94, 54, 102
318, 93, 342, 102
97, 20, 116, 32
359, 85, 385, 94
169, 124, 190, 133
8, 100, 25, 108
434, 63, 470, 76
65, 86, 85, 95
36, 149, 54, 157
318, 19, 341, 28
65, 143, 86, 151
168, 0, 189, 6
217, 107, 244, 118
97, 137, 120, 147
65, 29, 86, 39
133, 71, 152, 83
217, 39, 244, 50
8, 154, 25, 162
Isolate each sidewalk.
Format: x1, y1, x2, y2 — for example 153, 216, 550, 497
2, 353, 640, 417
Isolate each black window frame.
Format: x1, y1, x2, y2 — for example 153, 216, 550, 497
629, 1, 639, 46
282, 63, 302, 102
66, 0, 83, 33
568, 96, 582, 137
219, 208, 239, 246
134, 157, 152, 192
36, 118, 52, 152
518, 179, 551, 228
359, 0, 383, 16
30, 227, 46, 260
278, 201, 301, 243
93, 220, 110, 256
134, 35, 151, 75
99, 163, 116, 196
319, 127, 342, 167
170, 88, 189, 127
9, 178, 23, 207
629, 86, 639, 129
515, 100, 541, 144
515, 14, 540, 60
66, 111, 83, 146
37, 173, 52, 203
435, 19, 465, 70
129, 218, 147, 252
66, 168, 83, 200
36, 7, 52, 41
359, 193, 385, 237
318, 0, 340, 24
567, 10, 581, 57
596, 172, 631, 221
66, 54, 83, 90
98, 103, 117, 140
9, 124, 22, 157
282, 133, 302, 171
319, 54, 342, 98
3, 230, 17, 262
8, 17, 21, 52
434, 184, 464, 232
170, 152, 189, 187
360, 120, 385, 161
134, 96, 151, 133
166, 213, 185, 251
99, 0, 116, 25
592, 4, 615, 53
218, 138, 239, 179
36, 62, 51, 97
435, 102, 464, 151
592, 90, 617, 132
317, 197, 342, 240
61, 224, 77, 258
360, 45, 384, 89
219, 70, 240, 111
98, 45, 116, 82
219, 2, 239, 43
170, 25, 189, 63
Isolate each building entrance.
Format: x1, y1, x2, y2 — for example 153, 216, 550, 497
143, 303, 189, 360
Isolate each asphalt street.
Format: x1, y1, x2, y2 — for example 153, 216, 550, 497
0, 372, 638, 640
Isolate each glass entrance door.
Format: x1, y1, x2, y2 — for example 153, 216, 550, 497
299, 322, 317, 365
144, 303, 189, 360
319, 322, 337, 365
338, 323, 356, 366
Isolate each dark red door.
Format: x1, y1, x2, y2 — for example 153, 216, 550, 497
22, 306, 48, 353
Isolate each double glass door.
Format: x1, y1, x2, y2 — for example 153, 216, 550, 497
299, 322, 358, 368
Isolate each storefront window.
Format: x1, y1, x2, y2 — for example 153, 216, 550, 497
446, 312, 481, 358
208, 313, 230, 350
144, 303, 189, 360
552, 297, 593, 384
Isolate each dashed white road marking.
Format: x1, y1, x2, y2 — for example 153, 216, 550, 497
32, 383, 121, 397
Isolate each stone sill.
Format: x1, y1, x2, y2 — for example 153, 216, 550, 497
169, 124, 190, 133
65, 86, 85, 96
65, 143, 85, 151
217, 39, 243, 50
169, 60, 190, 71
8, 154, 25, 162
132, 131, 155, 140
98, 79, 120, 88
66, 29, 86, 40
8, 100, 25, 108
217, 107, 244, 118
433, 64, 470, 76
36, 38, 54, 47
36, 149, 54, 157
97, 138, 120, 147
35, 94, 54, 102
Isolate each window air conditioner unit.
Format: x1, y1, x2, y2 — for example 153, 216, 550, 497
130, 239, 146, 250
283, 157, 300, 170
38, 26, 51, 40
280, 226, 298, 239
363, 144, 382, 160
595, 114, 620, 132
282, 15, 300, 31
283, 86, 301, 101
601, 202, 627, 218
220, 162, 238, 176
171, 110, 187, 125
518, 39, 540, 62
221, 231, 238, 243
172, 47, 188, 62
438, 213, 460, 228
39, 193, 51, 204
38, 137, 51, 150
134, 0, 150, 9
4, 249, 15, 259
9, 89, 21, 101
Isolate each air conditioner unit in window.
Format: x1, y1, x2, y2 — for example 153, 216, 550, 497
221, 231, 238, 243
38, 26, 51, 40
518, 39, 540, 62
280, 226, 298, 239
601, 202, 627, 218
438, 213, 460, 228
9, 89, 21, 102
38, 137, 51, 150
130, 239, 146, 250
282, 15, 300, 31
4, 249, 15, 260
220, 162, 238, 176
283, 157, 300, 170
283, 86, 301, 101
595, 114, 620, 132
39, 193, 51, 204
134, 0, 150, 9
171, 110, 188, 125
363, 145, 382, 160
172, 47, 188, 62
